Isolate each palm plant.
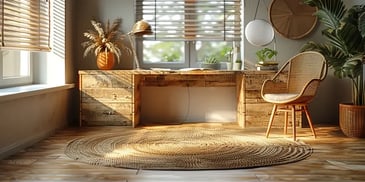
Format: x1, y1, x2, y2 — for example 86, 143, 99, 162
81, 18, 130, 63
301, 0, 365, 106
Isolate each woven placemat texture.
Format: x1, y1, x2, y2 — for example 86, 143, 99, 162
65, 126, 312, 170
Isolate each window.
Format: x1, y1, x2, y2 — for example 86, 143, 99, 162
0, 0, 50, 88
136, 0, 241, 69
0, 50, 32, 88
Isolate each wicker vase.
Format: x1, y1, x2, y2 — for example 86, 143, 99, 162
96, 51, 115, 70
339, 103, 365, 138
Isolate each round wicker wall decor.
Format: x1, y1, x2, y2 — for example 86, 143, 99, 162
269, 0, 318, 39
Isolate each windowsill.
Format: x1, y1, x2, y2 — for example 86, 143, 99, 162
0, 84, 75, 103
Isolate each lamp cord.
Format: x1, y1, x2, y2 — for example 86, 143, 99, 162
253, 0, 261, 20
128, 33, 140, 69
183, 86, 191, 123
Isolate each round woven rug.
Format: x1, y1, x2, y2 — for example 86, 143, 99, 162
65, 126, 312, 170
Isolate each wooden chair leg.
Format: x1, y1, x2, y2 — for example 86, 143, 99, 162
266, 105, 278, 138
291, 105, 296, 141
303, 105, 317, 138
284, 111, 288, 135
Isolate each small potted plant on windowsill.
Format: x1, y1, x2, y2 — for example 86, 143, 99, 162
232, 59, 242, 70
255, 48, 278, 71
200, 55, 220, 70
220, 46, 233, 70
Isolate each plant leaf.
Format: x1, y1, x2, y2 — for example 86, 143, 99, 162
305, 0, 346, 30
359, 12, 365, 37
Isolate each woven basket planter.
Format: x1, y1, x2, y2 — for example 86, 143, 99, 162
339, 103, 365, 138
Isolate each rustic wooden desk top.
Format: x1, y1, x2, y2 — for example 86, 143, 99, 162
78, 70, 278, 88
78, 69, 276, 75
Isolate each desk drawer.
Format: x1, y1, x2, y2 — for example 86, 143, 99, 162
140, 74, 236, 87
244, 74, 272, 90
81, 88, 132, 103
81, 102, 133, 126
80, 74, 132, 88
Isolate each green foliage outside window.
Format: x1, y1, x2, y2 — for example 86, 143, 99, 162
143, 41, 183, 63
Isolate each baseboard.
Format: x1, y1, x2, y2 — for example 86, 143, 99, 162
0, 129, 56, 160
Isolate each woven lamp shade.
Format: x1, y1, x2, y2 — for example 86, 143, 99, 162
269, 0, 317, 39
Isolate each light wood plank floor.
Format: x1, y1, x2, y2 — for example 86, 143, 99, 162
1, 123, 365, 182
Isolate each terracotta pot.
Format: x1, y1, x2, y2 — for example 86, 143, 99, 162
97, 51, 115, 70
339, 103, 365, 138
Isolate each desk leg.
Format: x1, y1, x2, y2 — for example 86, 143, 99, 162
236, 73, 245, 128
133, 75, 141, 127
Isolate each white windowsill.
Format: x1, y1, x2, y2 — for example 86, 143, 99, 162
0, 84, 75, 103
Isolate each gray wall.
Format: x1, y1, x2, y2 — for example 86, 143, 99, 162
73, 0, 361, 125
74, 0, 135, 71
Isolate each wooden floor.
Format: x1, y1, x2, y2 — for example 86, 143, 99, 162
1, 123, 365, 182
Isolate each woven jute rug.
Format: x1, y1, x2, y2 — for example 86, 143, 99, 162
65, 126, 312, 170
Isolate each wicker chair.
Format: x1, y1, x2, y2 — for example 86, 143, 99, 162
261, 51, 327, 141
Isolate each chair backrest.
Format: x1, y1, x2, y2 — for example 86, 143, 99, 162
287, 51, 327, 93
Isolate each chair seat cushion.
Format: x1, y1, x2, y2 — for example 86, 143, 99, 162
263, 93, 299, 102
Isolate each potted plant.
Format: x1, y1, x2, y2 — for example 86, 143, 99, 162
255, 48, 278, 71
232, 59, 242, 70
221, 46, 233, 70
301, 0, 365, 137
81, 18, 130, 70
200, 55, 220, 70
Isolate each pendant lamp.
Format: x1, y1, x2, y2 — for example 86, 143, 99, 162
244, 0, 275, 47
245, 19, 274, 46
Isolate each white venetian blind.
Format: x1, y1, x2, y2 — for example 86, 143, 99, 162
136, 0, 242, 41
0, 0, 50, 51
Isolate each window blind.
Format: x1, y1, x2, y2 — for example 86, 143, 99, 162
136, 0, 242, 41
0, 0, 50, 51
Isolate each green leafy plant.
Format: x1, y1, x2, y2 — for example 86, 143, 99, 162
235, 59, 242, 63
301, 0, 365, 105
221, 46, 233, 62
81, 18, 130, 63
255, 48, 278, 63
203, 55, 218, 64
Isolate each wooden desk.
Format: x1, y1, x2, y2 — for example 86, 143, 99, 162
78, 70, 301, 128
